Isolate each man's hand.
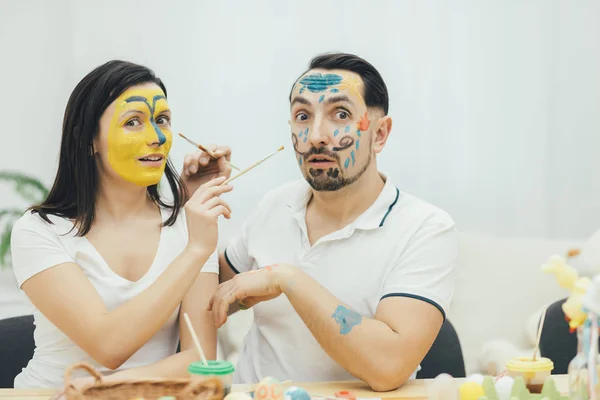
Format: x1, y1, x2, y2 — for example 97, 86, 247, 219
207, 264, 297, 327
181, 144, 233, 198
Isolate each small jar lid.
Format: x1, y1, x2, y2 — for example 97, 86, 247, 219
188, 360, 235, 375
506, 357, 554, 372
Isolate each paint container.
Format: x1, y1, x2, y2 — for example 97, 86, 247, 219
334, 390, 356, 400
188, 360, 235, 396
505, 357, 554, 393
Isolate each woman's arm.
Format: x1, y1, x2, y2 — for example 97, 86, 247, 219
22, 247, 210, 370
104, 271, 220, 379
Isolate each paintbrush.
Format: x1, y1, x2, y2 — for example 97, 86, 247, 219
532, 307, 547, 361
179, 133, 240, 170
223, 146, 285, 185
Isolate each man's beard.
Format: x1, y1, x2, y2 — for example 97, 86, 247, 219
303, 147, 372, 192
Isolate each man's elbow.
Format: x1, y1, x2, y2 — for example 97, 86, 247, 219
364, 363, 414, 392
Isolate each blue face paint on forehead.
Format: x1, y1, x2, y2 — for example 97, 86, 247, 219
297, 73, 343, 93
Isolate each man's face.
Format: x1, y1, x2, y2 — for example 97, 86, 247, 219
97, 82, 173, 187
289, 69, 374, 191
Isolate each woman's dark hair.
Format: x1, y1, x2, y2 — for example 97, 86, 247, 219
30, 60, 186, 235
290, 52, 389, 115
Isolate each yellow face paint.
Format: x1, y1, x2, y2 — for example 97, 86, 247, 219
107, 86, 172, 186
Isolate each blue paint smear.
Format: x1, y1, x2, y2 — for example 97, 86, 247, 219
332, 305, 362, 334
357, 130, 361, 137
356, 140, 360, 150
305, 128, 309, 136
330, 88, 339, 93
351, 150, 355, 166
299, 73, 343, 93
124, 95, 167, 145
334, 129, 339, 137
299, 87, 305, 94
298, 130, 303, 137
319, 95, 325, 103
345, 125, 350, 133
344, 158, 350, 169
303, 136, 307, 143
299, 157, 303, 165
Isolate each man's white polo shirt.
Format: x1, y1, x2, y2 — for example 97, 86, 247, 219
224, 174, 458, 384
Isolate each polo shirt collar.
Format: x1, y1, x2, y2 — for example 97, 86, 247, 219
286, 173, 400, 232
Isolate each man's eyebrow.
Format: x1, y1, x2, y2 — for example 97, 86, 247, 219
291, 96, 311, 107
325, 95, 354, 106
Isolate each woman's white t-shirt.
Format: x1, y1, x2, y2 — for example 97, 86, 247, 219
9, 207, 218, 388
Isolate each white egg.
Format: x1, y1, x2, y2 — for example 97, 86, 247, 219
494, 376, 514, 400
428, 373, 457, 400
466, 373, 485, 386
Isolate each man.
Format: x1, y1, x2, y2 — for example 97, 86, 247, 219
207, 53, 458, 391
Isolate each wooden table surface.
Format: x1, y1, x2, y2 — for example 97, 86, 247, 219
0, 375, 569, 400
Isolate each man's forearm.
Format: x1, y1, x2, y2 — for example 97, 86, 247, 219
276, 268, 416, 391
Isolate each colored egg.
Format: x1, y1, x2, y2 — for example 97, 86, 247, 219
284, 386, 311, 400
429, 373, 457, 400
458, 381, 484, 400
494, 376, 514, 400
254, 380, 284, 400
225, 392, 253, 400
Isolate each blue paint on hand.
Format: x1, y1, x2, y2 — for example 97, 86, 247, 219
330, 88, 339, 93
334, 129, 339, 137
345, 125, 350, 133
344, 158, 350, 169
332, 305, 363, 334
351, 150, 355, 166
356, 140, 360, 150
299, 73, 343, 93
319, 95, 325, 103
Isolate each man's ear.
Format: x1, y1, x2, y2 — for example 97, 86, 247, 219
372, 115, 392, 154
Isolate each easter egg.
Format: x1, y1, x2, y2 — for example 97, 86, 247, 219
465, 373, 484, 386
254, 378, 283, 400
458, 381, 484, 400
225, 393, 253, 400
428, 373, 457, 400
494, 376, 514, 400
284, 386, 311, 400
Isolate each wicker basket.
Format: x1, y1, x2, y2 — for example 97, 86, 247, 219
63, 363, 225, 400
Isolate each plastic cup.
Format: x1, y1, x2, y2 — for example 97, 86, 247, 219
188, 360, 235, 396
505, 357, 554, 393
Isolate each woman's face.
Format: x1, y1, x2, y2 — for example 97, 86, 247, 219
95, 82, 172, 187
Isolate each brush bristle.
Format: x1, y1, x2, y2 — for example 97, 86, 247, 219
278, 145, 285, 151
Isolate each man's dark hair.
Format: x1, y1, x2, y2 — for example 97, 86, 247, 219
290, 52, 389, 115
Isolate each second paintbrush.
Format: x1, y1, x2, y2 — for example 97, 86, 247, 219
179, 133, 240, 171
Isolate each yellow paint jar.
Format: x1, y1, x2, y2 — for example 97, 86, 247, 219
505, 357, 554, 393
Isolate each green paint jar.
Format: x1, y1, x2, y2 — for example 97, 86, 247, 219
188, 360, 235, 396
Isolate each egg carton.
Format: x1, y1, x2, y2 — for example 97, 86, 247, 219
477, 376, 567, 400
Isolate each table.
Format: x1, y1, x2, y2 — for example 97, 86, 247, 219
0, 375, 570, 400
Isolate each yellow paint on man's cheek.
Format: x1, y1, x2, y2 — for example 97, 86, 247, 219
106, 87, 171, 187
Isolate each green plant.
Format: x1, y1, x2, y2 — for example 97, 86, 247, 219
0, 171, 49, 268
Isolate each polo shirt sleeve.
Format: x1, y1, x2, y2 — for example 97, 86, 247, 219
11, 212, 75, 288
223, 216, 254, 274
380, 215, 458, 320
223, 192, 273, 274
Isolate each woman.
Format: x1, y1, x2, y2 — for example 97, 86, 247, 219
10, 60, 233, 388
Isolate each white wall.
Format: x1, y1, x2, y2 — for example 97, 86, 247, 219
2, 0, 599, 243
